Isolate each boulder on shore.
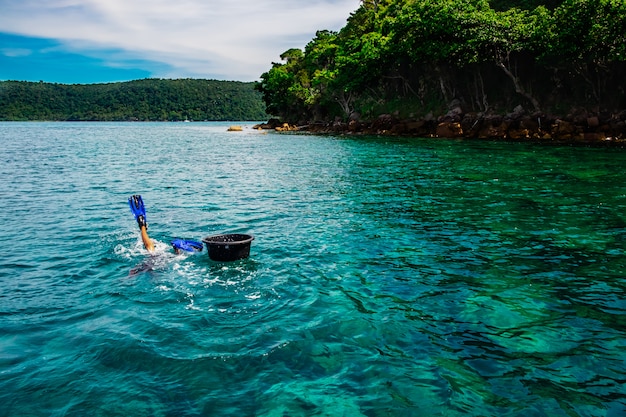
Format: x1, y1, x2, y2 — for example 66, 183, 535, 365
436, 122, 463, 138
260, 106, 626, 146
252, 118, 282, 130
275, 123, 299, 132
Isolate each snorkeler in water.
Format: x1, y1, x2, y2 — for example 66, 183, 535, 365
128, 195, 203, 255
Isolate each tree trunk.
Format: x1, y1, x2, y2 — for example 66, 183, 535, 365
473, 67, 489, 112
497, 61, 541, 113
335, 90, 354, 118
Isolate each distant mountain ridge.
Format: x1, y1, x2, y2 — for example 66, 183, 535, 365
0, 79, 269, 121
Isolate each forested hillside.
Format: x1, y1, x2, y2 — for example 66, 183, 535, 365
0, 79, 268, 121
256, 0, 626, 127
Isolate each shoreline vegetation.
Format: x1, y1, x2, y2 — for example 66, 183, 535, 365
255, 0, 626, 146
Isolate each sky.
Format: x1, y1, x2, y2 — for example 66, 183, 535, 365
0, 0, 359, 84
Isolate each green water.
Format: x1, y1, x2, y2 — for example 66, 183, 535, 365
0, 122, 624, 416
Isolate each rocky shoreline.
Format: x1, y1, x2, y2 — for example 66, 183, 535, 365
254, 106, 626, 146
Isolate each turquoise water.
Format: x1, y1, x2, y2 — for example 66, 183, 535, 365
1, 122, 625, 416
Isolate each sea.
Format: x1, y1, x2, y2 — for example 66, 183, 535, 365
0, 122, 625, 417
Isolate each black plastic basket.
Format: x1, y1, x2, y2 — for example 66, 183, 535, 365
202, 234, 254, 261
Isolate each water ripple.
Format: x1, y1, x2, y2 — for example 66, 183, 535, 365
1, 123, 625, 416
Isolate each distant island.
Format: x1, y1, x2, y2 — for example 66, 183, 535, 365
0, 78, 269, 122
255, 0, 626, 144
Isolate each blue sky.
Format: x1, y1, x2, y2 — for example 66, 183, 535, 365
0, 0, 358, 84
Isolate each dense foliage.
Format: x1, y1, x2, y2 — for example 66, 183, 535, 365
0, 79, 269, 121
256, 0, 626, 124
489, 0, 565, 10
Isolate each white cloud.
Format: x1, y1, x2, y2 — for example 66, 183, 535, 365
1, 48, 32, 57
0, 0, 359, 81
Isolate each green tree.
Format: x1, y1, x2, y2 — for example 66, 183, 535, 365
543, 0, 626, 104
257, 0, 626, 123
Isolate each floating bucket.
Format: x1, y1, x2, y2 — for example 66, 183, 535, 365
202, 234, 254, 261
